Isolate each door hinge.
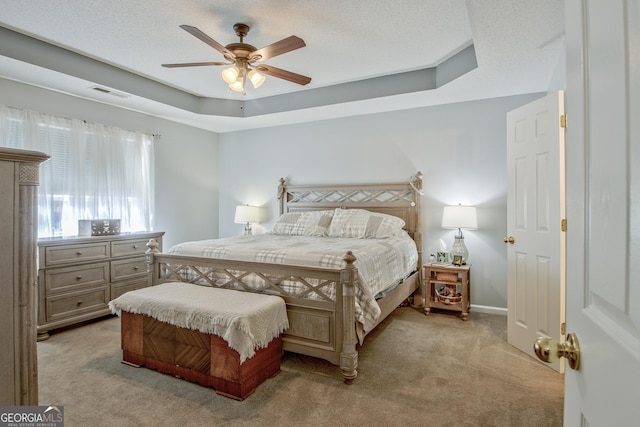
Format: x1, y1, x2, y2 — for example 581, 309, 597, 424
561, 218, 567, 232
560, 114, 567, 128
561, 322, 566, 335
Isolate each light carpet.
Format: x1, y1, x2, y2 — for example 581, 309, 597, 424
37, 307, 564, 426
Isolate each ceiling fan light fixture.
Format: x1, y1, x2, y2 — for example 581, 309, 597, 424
248, 69, 265, 88
228, 78, 244, 92
221, 66, 239, 84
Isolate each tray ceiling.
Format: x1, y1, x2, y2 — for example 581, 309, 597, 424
0, 0, 565, 132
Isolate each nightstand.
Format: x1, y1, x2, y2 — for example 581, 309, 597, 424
423, 263, 471, 320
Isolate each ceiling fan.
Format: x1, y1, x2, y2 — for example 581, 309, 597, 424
162, 23, 311, 93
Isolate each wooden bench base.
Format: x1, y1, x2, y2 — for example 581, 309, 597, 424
120, 311, 282, 400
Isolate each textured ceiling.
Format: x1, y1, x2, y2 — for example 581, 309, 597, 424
0, 0, 565, 133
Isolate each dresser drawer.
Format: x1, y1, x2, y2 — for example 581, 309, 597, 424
111, 238, 152, 258
44, 242, 109, 266
44, 262, 109, 293
111, 256, 147, 281
45, 286, 110, 322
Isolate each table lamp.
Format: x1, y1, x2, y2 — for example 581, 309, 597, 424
441, 204, 477, 264
234, 205, 261, 235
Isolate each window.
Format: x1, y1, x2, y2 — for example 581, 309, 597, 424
0, 105, 155, 237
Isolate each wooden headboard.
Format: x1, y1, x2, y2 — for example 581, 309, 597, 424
277, 172, 423, 263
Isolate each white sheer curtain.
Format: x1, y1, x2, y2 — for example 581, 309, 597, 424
0, 105, 155, 237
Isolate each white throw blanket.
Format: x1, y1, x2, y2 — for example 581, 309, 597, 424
109, 282, 289, 364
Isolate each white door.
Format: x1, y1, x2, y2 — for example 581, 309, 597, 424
562, 0, 640, 424
506, 92, 566, 373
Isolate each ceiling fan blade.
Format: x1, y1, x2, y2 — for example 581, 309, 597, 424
256, 64, 311, 85
250, 36, 306, 62
179, 25, 235, 59
162, 61, 227, 68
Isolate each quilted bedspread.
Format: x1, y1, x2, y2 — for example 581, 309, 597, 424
167, 233, 419, 337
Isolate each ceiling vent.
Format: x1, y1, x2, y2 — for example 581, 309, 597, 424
89, 86, 129, 99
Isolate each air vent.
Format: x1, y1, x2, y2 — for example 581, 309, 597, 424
89, 86, 129, 99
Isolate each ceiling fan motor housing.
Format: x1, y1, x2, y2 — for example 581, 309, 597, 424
224, 43, 258, 62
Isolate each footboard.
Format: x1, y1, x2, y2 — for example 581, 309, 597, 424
145, 239, 359, 383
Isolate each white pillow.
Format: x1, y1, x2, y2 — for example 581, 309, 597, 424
271, 210, 334, 236
327, 208, 405, 239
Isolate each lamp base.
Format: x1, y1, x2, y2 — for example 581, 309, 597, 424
244, 223, 253, 235
450, 235, 468, 264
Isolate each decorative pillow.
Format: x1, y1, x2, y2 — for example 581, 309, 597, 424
327, 208, 406, 239
270, 210, 334, 236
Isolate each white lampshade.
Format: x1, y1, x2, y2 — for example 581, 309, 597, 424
235, 205, 261, 235
234, 205, 261, 225
441, 205, 478, 230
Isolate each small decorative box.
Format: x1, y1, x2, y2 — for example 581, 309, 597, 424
78, 219, 121, 236
436, 272, 458, 282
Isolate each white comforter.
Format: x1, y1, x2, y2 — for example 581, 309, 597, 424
167, 233, 418, 337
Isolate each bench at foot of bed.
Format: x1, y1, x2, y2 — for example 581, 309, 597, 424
121, 311, 283, 400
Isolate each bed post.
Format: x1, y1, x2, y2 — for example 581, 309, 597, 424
277, 177, 287, 215
146, 238, 160, 286
411, 171, 424, 307
409, 171, 423, 268
340, 251, 358, 384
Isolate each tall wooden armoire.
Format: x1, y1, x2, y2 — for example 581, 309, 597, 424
0, 147, 49, 405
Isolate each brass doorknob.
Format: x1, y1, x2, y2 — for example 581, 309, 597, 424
534, 332, 581, 370
503, 236, 515, 244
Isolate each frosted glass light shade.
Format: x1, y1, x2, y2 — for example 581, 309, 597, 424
221, 66, 239, 84
248, 69, 265, 88
228, 79, 244, 92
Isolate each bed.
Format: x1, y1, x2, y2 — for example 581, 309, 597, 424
144, 173, 424, 383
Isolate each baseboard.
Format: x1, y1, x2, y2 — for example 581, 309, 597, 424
470, 304, 507, 316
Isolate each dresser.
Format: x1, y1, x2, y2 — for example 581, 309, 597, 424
0, 147, 49, 405
37, 231, 164, 340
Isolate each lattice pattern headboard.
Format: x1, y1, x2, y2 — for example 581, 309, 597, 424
277, 173, 423, 262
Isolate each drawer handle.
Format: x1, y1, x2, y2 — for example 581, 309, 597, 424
76, 275, 83, 280
133, 266, 139, 270
76, 251, 83, 256
133, 245, 139, 249
77, 300, 83, 306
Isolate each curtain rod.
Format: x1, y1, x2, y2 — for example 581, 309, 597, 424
1, 104, 160, 139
